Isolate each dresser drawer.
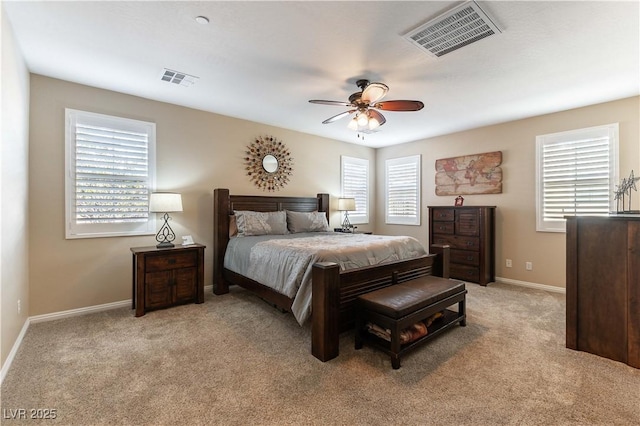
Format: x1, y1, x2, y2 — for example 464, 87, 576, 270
451, 249, 480, 266
450, 264, 480, 283
145, 250, 197, 272
432, 209, 454, 221
432, 221, 454, 234
431, 235, 480, 251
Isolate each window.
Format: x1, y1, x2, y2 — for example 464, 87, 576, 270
341, 156, 369, 224
65, 109, 156, 239
385, 155, 421, 225
536, 123, 618, 232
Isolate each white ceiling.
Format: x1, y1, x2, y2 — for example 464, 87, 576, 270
4, 1, 639, 148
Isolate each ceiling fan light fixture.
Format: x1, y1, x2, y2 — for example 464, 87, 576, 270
347, 117, 359, 130
356, 112, 369, 127
368, 116, 380, 130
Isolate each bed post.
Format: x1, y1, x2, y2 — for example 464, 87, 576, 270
317, 193, 330, 223
429, 244, 450, 279
311, 262, 340, 362
213, 188, 230, 295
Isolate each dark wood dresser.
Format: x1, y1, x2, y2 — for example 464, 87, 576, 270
131, 244, 205, 317
428, 206, 495, 285
566, 216, 640, 368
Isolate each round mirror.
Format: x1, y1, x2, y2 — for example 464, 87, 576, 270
262, 154, 278, 173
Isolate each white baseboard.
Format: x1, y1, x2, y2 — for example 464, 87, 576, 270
495, 276, 566, 294
1, 318, 30, 385
29, 300, 132, 324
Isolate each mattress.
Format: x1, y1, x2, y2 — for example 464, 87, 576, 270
223, 232, 427, 324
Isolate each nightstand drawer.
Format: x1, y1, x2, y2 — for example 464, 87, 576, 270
145, 251, 197, 272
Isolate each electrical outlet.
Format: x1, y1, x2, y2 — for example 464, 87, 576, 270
17, 299, 21, 314
506, 259, 512, 268
526, 262, 533, 271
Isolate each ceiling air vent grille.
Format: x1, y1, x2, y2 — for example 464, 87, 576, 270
160, 68, 199, 87
403, 1, 501, 58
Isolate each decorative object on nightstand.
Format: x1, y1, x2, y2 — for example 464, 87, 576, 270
149, 192, 182, 248
131, 244, 205, 317
338, 197, 356, 232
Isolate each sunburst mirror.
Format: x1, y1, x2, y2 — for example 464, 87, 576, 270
244, 135, 293, 191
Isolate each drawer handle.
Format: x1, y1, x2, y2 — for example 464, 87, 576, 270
466, 256, 474, 261
438, 226, 445, 230
466, 241, 474, 246
168, 259, 177, 265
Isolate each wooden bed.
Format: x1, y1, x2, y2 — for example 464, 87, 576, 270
213, 188, 450, 362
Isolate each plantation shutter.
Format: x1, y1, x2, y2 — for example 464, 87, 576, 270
536, 123, 618, 232
386, 155, 421, 225
66, 109, 156, 238
341, 156, 369, 224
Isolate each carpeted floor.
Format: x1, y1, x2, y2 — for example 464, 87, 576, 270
2, 282, 639, 425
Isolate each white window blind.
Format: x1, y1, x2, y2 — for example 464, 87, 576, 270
386, 155, 421, 225
341, 156, 369, 224
536, 123, 618, 232
65, 109, 156, 239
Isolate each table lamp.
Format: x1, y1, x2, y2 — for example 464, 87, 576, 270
149, 192, 183, 248
338, 197, 356, 232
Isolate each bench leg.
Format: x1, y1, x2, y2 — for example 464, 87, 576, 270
391, 323, 402, 369
459, 298, 467, 327
355, 306, 363, 350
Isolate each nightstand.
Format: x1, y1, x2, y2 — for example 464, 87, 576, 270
333, 228, 372, 235
131, 244, 205, 317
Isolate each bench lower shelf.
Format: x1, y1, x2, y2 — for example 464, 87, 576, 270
360, 309, 466, 359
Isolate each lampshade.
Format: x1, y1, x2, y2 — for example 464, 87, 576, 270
149, 192, 183, 213
338, 198, 356, 211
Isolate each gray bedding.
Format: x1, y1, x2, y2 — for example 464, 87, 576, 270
223, 232, 426, 324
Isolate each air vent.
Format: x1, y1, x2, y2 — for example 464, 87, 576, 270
160, 68, 199, 87
403, 1, 501, 58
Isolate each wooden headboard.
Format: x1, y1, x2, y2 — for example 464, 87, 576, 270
213, 188, 330, 293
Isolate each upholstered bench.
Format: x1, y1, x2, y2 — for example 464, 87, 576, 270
355, 275, 467, 369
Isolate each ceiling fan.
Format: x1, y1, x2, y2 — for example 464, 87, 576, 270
309, 79, 424, 134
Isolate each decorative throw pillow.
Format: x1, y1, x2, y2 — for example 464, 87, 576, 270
234, 210, 288, 236
229, 215, 238, 237
286, 210, 330, 233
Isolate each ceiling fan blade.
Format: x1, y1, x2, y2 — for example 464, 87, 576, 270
368, 109, 386, 126
322, 110, 356, 124
309, 100, 352, 107
361, 82, 389, 104
373, 100, 424, 111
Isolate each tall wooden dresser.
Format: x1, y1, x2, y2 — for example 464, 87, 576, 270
428, 206, 496, 285
566, 216, 640, 368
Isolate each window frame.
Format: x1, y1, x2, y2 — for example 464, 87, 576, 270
385, 154, 421, 226
535, 123, 619, 233
65, 109, 157, 239
340, 156, 369, 225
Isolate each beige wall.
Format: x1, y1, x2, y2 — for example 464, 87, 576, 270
28, 75, 375, 316
1, 6, 31, 368
376, 96, 640, 289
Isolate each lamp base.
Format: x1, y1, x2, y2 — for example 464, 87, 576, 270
156, 241, 175, 249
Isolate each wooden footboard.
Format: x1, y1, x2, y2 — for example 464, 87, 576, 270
311, 248, 449, 362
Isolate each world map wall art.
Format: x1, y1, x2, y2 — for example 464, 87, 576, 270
435, 151, 502, 196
